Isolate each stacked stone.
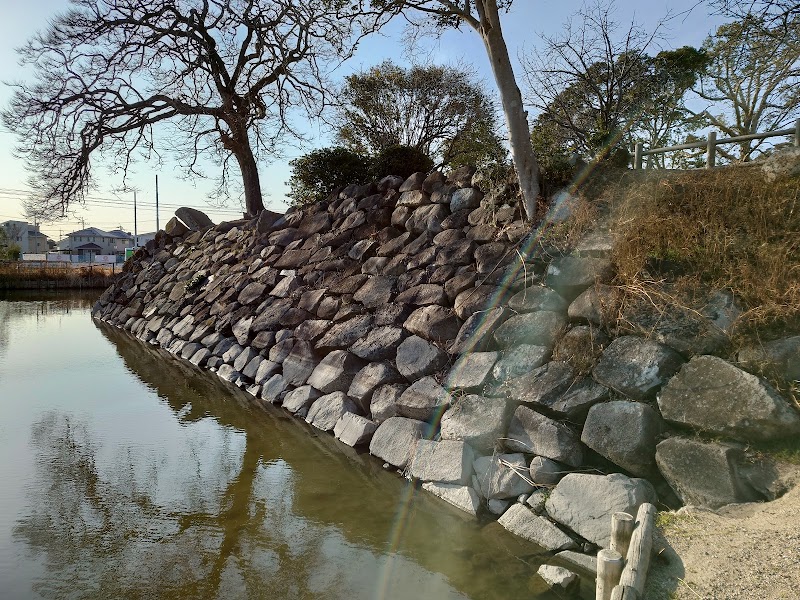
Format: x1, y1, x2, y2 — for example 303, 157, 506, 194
92, 167, 800, 560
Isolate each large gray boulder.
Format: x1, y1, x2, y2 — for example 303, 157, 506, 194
738, 335, 800, 384
403, 305, 462, 343
439, 394, 512, 452
493, 311, 566, 349
497, 504, 578, 551
369, 416, 429, 468
347, 362, 403, 411
369, 383, 405, 423
592, 336, 685, 400
581, 401, 665, 477
508, 286, 569, 314
396, 376, 453, 422
305, 391, 359, 432
506, 406, 583, 467
657, 355, 800, 442
175, 207, 214, 231
502, 361, 575, 409
334, 413, 378, 447
445, 351, 498, 390
545, 473, 657, 548
396, 335, 448, 381
282, 385, 323, 415
529, 456, 567, 486
761, 146, 800, 182
449, 307, 507, 354
316, 314, 374, 350
349, 326, 407, 361
546, 256, 613, 301
655, 437, 764, 509
306, 350, 366, 395
421, 482, 481, 516
491, 345, 551, 383
473, 453, 534, 499
281, 341, 318, 387
409, 439, 475, 484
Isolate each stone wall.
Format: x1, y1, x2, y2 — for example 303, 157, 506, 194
92, 167, 800, 567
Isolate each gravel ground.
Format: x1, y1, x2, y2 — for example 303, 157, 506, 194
646, 466, 800, 599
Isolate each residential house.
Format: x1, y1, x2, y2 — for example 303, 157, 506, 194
0, 220, 50, 254
59, 227, 134, 260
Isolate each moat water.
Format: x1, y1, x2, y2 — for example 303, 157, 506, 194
0, 292, 592, 599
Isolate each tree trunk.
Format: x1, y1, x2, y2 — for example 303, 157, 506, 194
475, 1, 540, 221
234, 140, 265, 217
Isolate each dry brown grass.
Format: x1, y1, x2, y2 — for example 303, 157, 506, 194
0, 262, 118, 289
607, 166, 800, 342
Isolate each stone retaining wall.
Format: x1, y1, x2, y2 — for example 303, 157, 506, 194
92, 167, 800, 570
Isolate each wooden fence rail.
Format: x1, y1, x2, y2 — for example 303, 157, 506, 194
634, 119, 800, 169
596, 503, 657, 600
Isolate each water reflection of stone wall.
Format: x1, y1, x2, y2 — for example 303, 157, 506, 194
94, 323, 561, 600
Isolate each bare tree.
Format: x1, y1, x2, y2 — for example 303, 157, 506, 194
3, 0, 388, 220
371, 0, 540, 220
523, 3, 663, 161
695, 15, 800, 161
710, 0, 800, 29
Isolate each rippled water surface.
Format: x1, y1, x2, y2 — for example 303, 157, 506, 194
0, 292, 591, 599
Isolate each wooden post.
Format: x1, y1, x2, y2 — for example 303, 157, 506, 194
610, 512, 635, 558
617, 503, 657, 595
611, 585, 640, 600
596, 548, 624, 600
706, 131, 717, 168
634, 143, 643, 170
794, 118, 800, 147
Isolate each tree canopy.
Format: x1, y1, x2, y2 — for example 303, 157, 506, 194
368, 0, 540, 220
695, 15, 800, 161
333, 61, 504, 169
3, 0, 388, 220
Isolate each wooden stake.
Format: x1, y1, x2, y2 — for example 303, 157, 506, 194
596, 548, 624, 600
618, 503, 657, 595
610, 512, 635, 558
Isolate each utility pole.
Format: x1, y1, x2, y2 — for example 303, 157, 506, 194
155, 175, 160, 231
134, 190, 138, 247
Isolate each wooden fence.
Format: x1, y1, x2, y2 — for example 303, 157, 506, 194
596, 503, 657, 600
634, 119, 800, 169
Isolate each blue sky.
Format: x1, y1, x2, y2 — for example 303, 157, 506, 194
0, 1, 722, 240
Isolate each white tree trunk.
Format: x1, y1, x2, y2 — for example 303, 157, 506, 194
474, 1, 540, 221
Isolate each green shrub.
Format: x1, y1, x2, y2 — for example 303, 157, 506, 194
287, 146, 371, 206
370, 144, 434, 180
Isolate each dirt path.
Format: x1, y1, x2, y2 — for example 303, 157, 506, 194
645, 466, 800, 599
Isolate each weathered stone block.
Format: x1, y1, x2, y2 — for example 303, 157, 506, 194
506, 406, 583, 467
409, 439, 475, 484
581, 401, 665, 477
545, 473, 656, 548
369, 416, 429, 468
396, 376, 452, 422
657, 355, 800, 442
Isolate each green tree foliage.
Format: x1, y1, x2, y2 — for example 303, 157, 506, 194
287, 144, 435, 206
695, 16, 800, 161
334, 61, 504, 169
371, 144, 435, 179
287, 147, 372, 206
0, 229, 21, 260
635, 47, 710, 167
